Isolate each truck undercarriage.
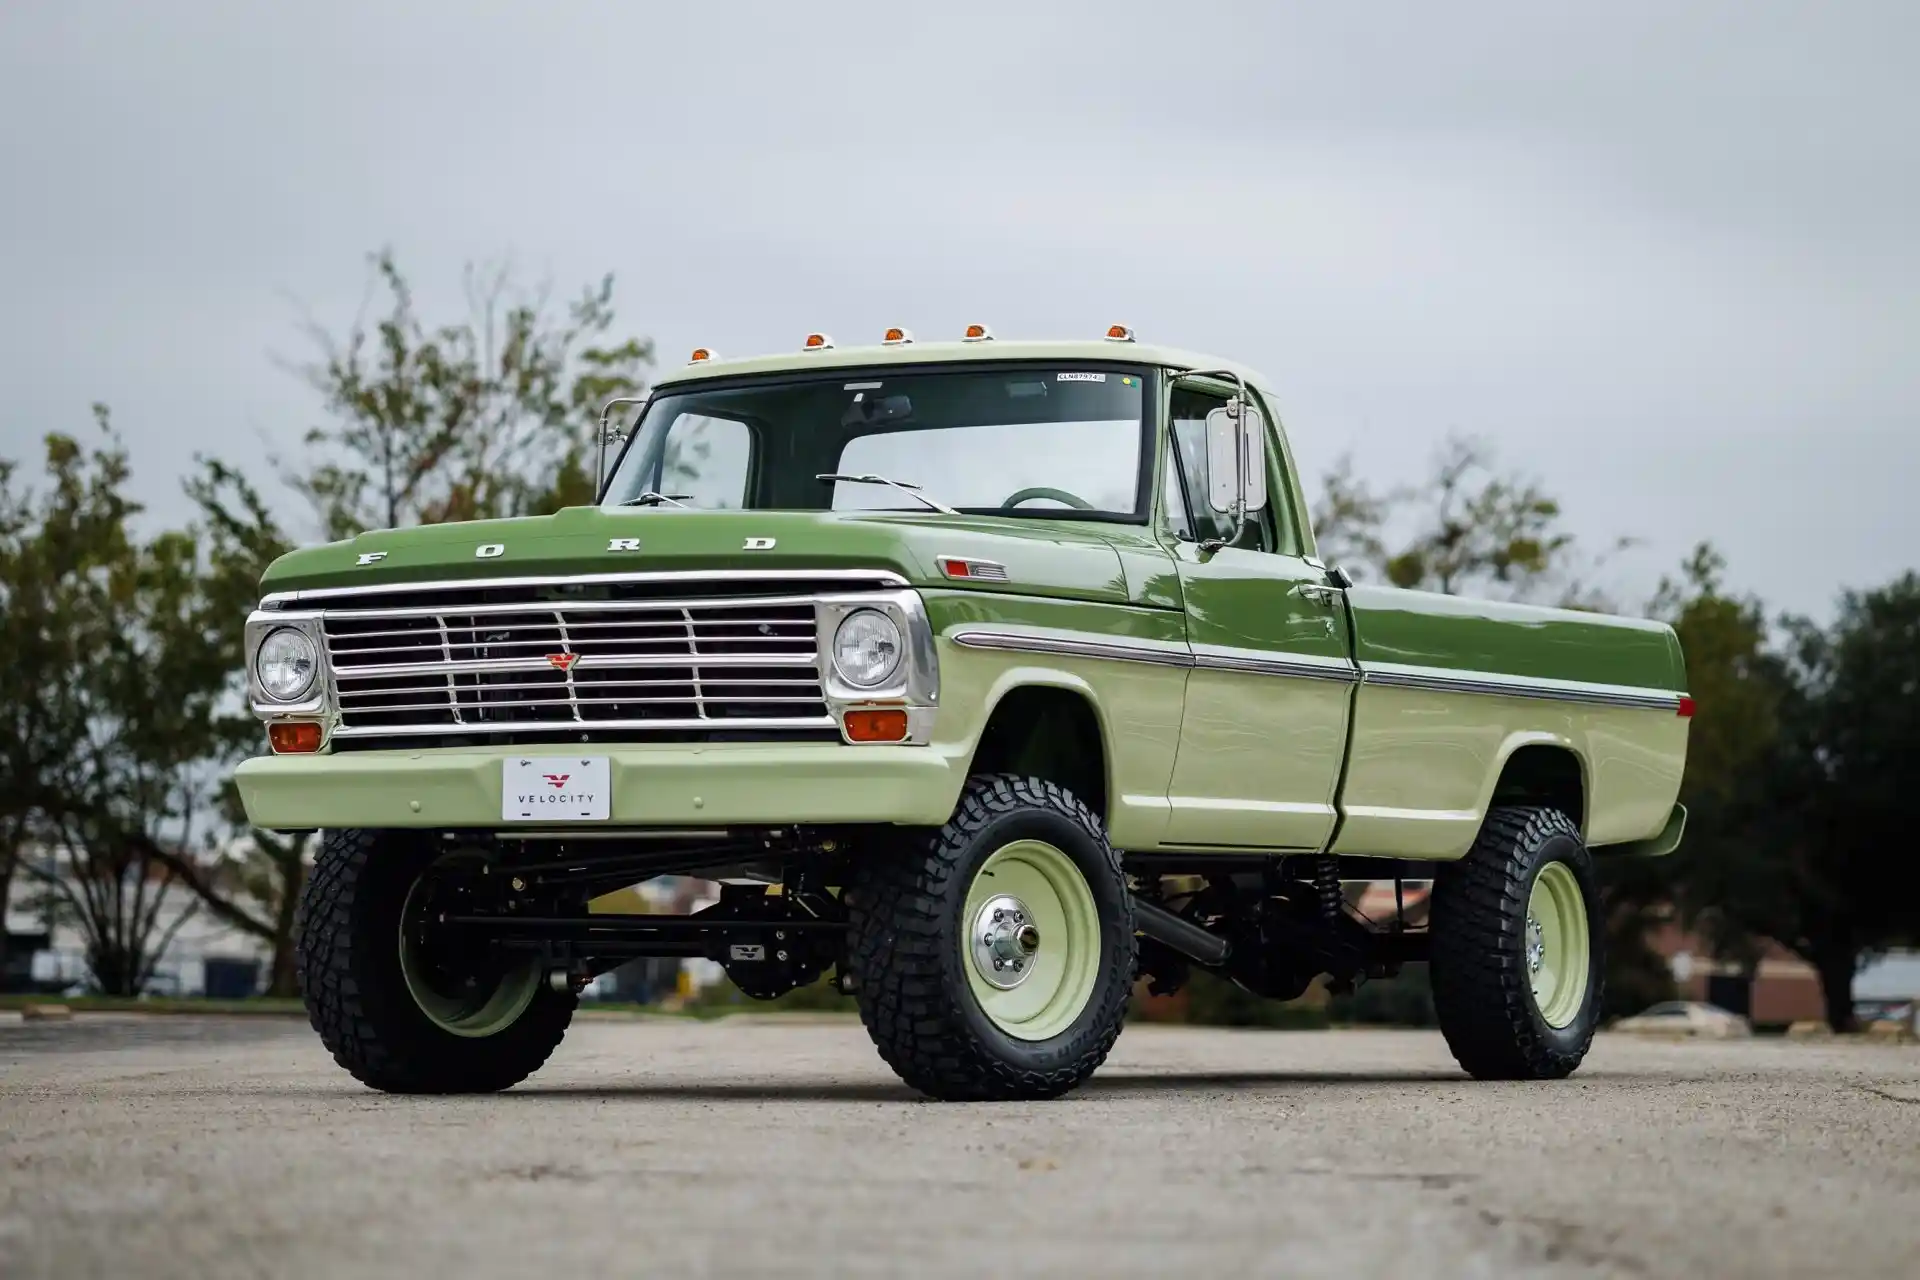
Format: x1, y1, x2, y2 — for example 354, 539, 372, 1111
407, 827, 1431, 1005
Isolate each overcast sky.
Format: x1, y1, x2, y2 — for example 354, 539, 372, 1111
2, 1, 1914, 616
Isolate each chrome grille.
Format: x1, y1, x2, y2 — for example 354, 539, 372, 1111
322, 594, 831, 739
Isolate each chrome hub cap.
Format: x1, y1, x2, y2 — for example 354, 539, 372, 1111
971, 894, 1041, 990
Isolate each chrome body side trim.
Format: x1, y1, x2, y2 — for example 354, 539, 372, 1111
1360, 662, 1686, 712
1191, 644, 1358, 684
949, 628, 1195, 669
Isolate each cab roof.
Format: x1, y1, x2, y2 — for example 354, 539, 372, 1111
651, 337, 1274, 392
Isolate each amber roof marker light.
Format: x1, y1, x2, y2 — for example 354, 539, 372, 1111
1105, 324, 1136, 342
688, 347, 718, 364
882, 327, 914, 345
962, 323, 995, 342
803, 332, 836, 351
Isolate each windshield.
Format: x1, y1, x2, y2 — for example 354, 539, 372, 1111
601, 365, 1150, 520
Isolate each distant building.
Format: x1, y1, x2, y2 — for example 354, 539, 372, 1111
3, 852, 269, 996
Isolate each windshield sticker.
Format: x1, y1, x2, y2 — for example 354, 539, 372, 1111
1057, 372, 1106, 383
843, 381, 883, 390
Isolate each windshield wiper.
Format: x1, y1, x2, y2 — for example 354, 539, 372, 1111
816, 473, 958, 515
610, 491, 692, 509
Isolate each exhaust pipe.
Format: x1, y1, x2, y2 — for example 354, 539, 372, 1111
1132, 896, 1231, 966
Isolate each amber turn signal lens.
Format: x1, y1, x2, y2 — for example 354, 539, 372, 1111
843, 708, 909, 743
269, 721, 323, 753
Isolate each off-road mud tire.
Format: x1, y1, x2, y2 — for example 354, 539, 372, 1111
296, 828, 576, 1093
1430, 806, 1604, 1080
847, 775, 1135, 1101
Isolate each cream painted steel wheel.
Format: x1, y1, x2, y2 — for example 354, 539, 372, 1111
962, 839, 1101, 1042
1525, 861, 1590, 1030
398, 854, 541, 1039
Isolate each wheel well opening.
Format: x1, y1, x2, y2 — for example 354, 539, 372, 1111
969, 687, 1108, 822
1491, 745, 1585, 832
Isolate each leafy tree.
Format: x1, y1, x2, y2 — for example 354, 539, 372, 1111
135, 460, 312, 995
1, 416, 221, 993
1312, 435, 1616, 603
1599, 544, 1785, 1002
287, 250, 653, 538
143, 462, 314, 997
1655, 551, 1920, 1029
1, 418, 135, 981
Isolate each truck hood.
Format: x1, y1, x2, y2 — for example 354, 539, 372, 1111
259, 507, 1154, 604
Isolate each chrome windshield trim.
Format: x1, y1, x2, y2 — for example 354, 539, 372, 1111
261, 567, 910, 608
950, 628, 1195, 669
1360, 662, 1687, 712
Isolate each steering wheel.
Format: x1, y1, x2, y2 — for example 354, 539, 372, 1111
1001, 486, 1095, 511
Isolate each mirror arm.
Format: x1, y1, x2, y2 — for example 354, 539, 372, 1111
595, 395, 649, 503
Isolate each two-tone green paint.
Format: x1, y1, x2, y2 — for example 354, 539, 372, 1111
239, 338, 1691, 863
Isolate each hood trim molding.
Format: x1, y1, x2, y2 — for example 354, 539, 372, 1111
260, 567, 910, 608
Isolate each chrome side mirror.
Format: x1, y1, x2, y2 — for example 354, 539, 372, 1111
1203, 399, 1268, 516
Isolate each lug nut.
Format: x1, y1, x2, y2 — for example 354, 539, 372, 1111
993, 909, 1005, 923
510, 876, 526, 892
776, 950, 789, 962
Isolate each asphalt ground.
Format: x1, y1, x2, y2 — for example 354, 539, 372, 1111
2, 1013, 1916, 1279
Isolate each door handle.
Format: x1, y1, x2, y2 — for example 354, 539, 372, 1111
1292, 583, 1338, 608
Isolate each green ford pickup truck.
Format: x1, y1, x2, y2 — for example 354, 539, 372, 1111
236, 327, 1691, 1100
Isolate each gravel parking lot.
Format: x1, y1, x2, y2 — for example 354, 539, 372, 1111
2, 1013, 1916, 1279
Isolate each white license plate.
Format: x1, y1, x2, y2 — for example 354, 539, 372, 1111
501, 756, 611, 822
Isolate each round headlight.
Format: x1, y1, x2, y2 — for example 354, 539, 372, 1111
256, 628, 319, 702
832, 610, 903, 688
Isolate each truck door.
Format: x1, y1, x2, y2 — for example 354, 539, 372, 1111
1159, 381, 1356, 851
